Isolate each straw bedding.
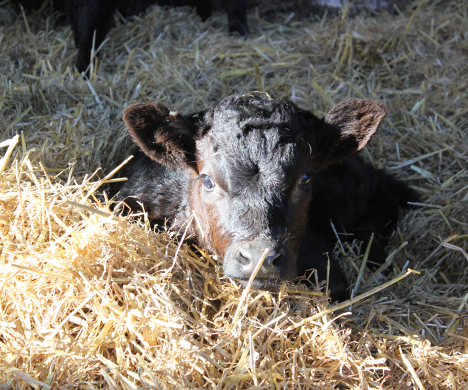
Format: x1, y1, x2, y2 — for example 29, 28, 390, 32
0, 0, 467, 388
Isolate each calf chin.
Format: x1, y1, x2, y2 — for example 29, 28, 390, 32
223, 237, 349, 303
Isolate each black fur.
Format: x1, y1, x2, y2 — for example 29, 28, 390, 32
116, 93, 418, 302
222, 0, 249, 36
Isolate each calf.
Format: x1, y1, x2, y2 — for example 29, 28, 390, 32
116, 92, 418, 301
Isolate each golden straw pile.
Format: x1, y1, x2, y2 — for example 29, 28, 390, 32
1, 0, 467, 388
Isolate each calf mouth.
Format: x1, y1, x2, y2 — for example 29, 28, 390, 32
235, 275, 284, 290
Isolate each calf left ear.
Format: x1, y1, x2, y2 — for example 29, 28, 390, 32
308, 98, 387, 170
123, 102, 198, 169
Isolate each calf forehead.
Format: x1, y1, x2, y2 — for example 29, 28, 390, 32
210, 93, 302, 140
202, 94, 309, 195
212, 130, 299, 190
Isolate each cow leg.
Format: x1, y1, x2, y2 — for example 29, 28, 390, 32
194, 0, 212, 21
223, 0, 248, 36
67, 0, 117, 73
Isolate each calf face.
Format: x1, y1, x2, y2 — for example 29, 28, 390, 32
119, 93, 394, 299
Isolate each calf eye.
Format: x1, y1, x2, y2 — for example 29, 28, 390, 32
300, 172, 312, 188
202, 175, 215, 191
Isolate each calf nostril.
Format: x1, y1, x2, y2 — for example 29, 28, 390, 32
237, 248, 251, 265
266, 250, 283, 268
235, 245, 284, 276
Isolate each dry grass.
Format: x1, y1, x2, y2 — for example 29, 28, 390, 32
1, 0, 467, 388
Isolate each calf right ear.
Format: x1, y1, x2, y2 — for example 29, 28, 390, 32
308, 98, 387, 170
123, 102, 198, 169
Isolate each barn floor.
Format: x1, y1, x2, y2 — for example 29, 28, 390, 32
0, 0, 467, 388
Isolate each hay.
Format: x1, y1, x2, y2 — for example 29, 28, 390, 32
1, 0, 467, 388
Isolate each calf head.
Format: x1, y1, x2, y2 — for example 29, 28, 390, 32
123, 93, 386, 288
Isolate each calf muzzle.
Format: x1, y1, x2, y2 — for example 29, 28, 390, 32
226, 239, 293, 282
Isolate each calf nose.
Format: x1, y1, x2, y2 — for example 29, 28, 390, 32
235, 241, 285, 278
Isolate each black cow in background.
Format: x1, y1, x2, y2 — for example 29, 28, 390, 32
16, 0, 249, 73
115, 92, 419, 302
